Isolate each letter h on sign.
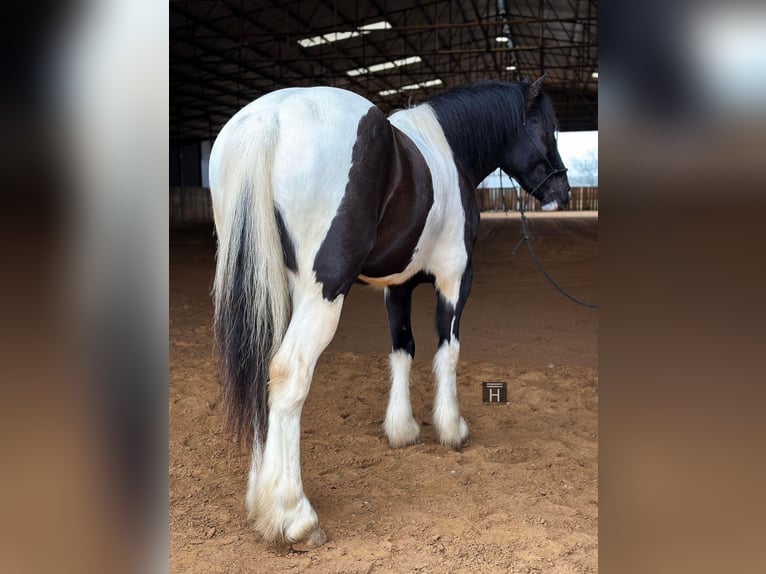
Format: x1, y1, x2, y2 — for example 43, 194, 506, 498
482, 382, 508, 403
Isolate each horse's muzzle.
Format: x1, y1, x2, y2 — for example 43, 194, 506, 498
542, 185, 570, 211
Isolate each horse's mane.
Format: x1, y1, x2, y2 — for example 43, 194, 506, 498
423, 80, 558, 182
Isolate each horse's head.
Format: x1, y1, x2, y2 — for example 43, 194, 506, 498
501, 76, 571, 211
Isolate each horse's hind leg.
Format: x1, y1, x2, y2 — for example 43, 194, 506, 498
383, 281, 421, 447
432, 266, 474, 449
246, 287, 344, 548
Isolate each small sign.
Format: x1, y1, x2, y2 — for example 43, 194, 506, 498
482, 382, 508, 403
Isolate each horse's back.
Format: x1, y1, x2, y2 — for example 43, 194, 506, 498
269, 87, 379, 208
210, 86, 375, 196
209, 86, 379, 231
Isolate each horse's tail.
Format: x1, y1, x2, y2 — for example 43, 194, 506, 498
210, 115, 291, 450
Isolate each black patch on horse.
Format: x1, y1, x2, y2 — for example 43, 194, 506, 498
359, 126, 434, 278
215, 193, 272, 446
313, 107, 434, 301
385, 272, 434, 357
275, 208, 297, 272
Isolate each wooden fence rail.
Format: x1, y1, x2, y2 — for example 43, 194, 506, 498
475, 186, 598, 212
170, 185, 598, 227
170, 186, 213, 226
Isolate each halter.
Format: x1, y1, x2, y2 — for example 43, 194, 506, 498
520, 123, 568, 198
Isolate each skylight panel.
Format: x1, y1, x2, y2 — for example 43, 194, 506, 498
297, 20, 392, 48
378, 78, 442, 96
357, 20, 392, 32
346, 56, 422, 77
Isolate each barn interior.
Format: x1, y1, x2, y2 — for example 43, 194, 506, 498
170, 2, 598, 571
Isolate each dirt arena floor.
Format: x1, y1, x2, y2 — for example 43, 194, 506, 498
170, 212, 598, 573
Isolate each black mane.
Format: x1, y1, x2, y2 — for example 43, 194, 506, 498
426, 80, 558, 185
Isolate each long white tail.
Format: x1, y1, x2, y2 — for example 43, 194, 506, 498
209, 114, 291, 449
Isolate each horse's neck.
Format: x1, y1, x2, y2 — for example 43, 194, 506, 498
437, 110, 509, 187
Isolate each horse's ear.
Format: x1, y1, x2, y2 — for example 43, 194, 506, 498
526, 74, 546, 110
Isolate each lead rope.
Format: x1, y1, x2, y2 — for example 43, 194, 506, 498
510, 179, 599, 309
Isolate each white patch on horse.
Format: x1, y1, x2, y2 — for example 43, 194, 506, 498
432, 339, 469, 448
270, 87, 378, 285
384, 350, 421, 448
246, 284, 343, 545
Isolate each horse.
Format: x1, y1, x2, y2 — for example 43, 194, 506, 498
208, 76, 570, 549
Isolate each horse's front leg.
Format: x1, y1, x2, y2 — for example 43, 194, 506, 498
432, 265, 473, 449
246, 291, 343, 549
383, 280, 421, 448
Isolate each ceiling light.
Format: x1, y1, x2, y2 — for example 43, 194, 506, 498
297, 31, 359, 48
592, 71, 598, 78
379, 79, 443, 96
505, 65, 517, 71
346, 56, 422, 77
401, 79, 442, 90
357, 20, 392, 32
495, 36, 509, 43
298, 20, 392, 48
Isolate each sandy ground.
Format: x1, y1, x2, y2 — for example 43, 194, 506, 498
170, 212, 598, 573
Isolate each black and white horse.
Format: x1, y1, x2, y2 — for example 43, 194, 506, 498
209, 77, 570, 548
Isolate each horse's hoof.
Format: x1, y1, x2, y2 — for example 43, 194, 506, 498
452, 434, 470, 451
290, 526, 326, 551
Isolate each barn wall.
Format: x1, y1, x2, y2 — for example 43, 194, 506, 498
170, 144, 202, 187
169, 187, 212, 227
